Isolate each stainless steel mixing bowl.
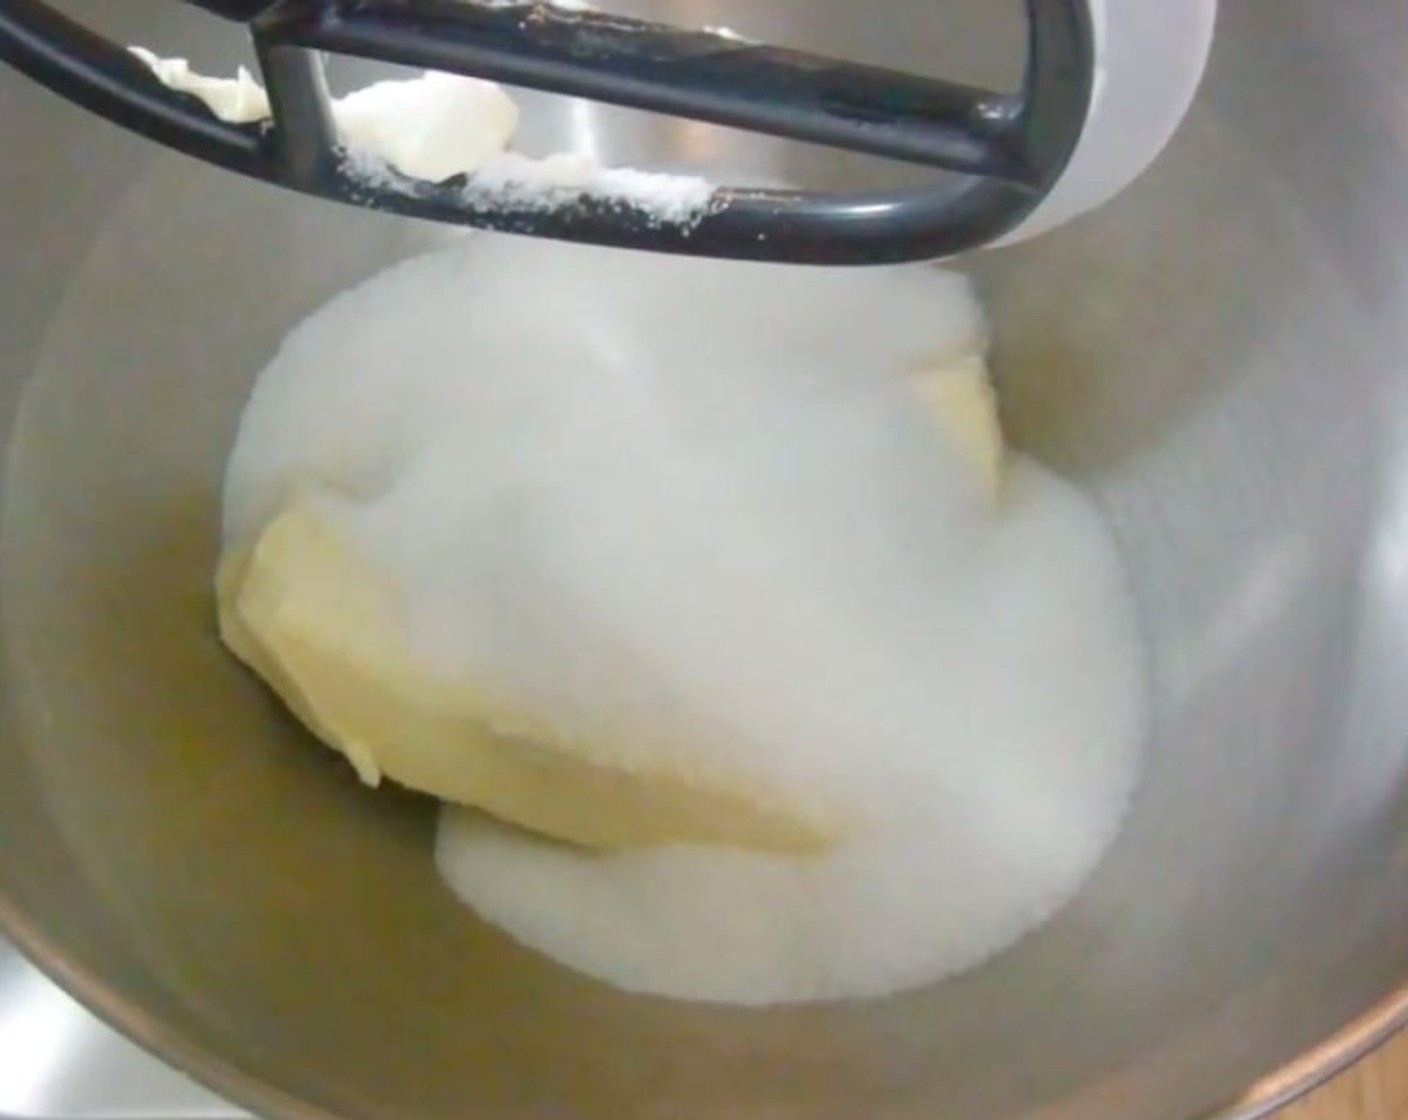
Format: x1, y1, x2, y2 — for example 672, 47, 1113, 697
1, 3, 1406, 1119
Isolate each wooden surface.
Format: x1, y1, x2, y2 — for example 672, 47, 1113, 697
1279, 1029, 1408, 1119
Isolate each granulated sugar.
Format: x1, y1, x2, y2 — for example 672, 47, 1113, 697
461, 153, 714, 225
222, 234, 1144, 1006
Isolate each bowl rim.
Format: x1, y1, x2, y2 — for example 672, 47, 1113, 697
1210, 985, 1408, 1120
2, 887, 1405, 1120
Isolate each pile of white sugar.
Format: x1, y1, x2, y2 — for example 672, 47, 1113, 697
222, 234, 1144, 1005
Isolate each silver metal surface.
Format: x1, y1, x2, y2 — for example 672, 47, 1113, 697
0, 3, 1407, 1120
0, 937, 240, 1120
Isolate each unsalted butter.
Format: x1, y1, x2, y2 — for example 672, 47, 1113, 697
216, 354, 1001, 852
